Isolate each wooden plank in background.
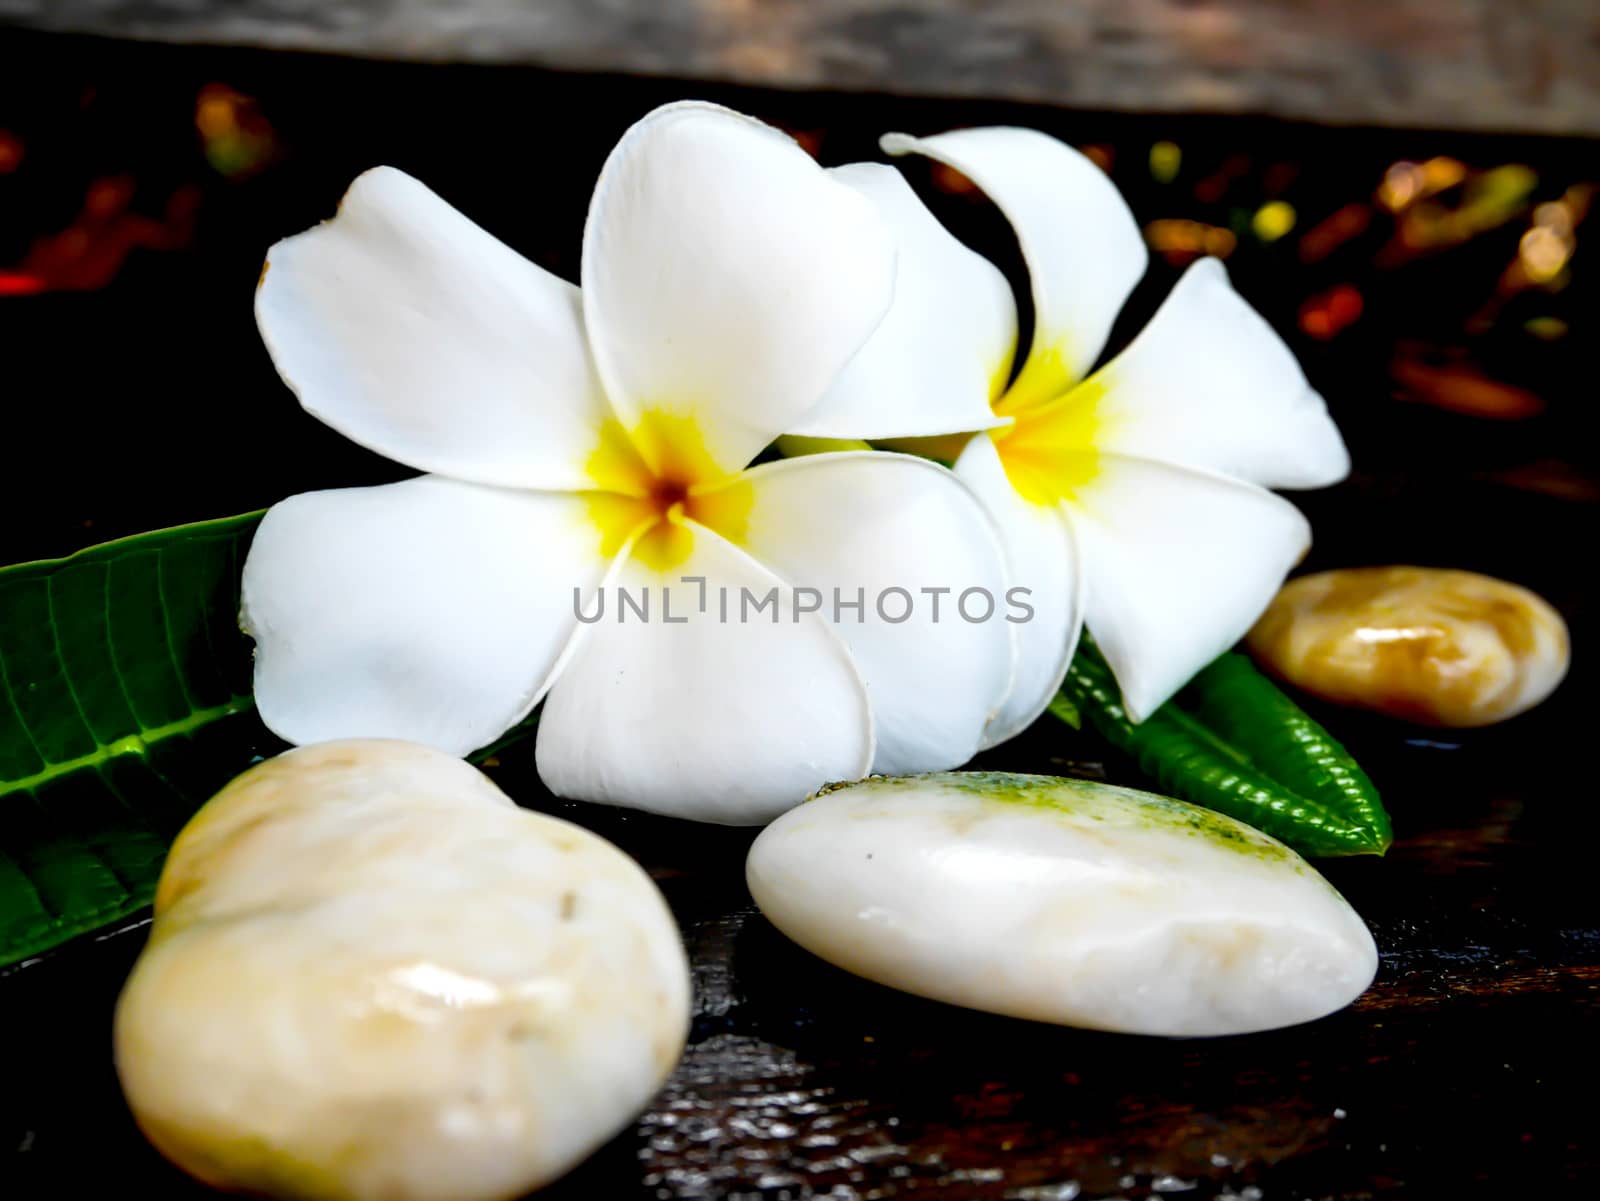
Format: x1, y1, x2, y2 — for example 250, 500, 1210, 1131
1, 0, 1597, 135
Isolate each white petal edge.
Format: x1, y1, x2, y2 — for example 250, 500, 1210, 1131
1092, 258, 1351, 489
242, 476, 608, 756
730, 451, 1013, 775
954, 433, 1085, 747
789, 163, 1016, 440
536, 522, 874, 825
582, 102, 896, 476
883, 127, 1147, 402
256, 167, 610, 491
1070, 454, 1312, 722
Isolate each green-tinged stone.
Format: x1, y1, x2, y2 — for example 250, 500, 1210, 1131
1054, 643, 1392, 858
817, 771, 1297, 865
755, 770, 1377, 1036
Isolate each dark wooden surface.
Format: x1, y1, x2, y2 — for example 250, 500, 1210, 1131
2, 0, 1599, 136
2, 31, 1597, 1200
7, 676, 1599, 1199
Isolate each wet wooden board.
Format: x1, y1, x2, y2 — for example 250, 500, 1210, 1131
4, 0, 1600, 135
8, 693, 1598, 1199
2, 31, 1597, 1200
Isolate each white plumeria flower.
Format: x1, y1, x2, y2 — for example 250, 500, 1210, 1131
793, 127, 1351, 733
241, 102, 1013, 824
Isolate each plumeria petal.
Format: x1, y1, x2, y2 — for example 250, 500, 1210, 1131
1090, 258, 1350, 489
256, 167, 609, 491
729, 451, 1012, 775
882, 127, 1146, 407
242, 476, 607, 756
536, 524, 874, 825
582, 102, 895, 476
954, 434, 1085, 747
1069, 455, 1311, 722
789, 163, 1016, 440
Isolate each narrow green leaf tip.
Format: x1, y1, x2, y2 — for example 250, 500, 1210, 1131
1052, 641, 1392, 858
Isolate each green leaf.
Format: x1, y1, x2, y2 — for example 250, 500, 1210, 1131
1046, 692, 1081, 730
0, 513, 274, 967
1055, 641, 1392, 857
0, 513, 549, 968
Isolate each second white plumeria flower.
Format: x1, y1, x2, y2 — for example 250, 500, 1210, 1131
241, 102, 1012, 824
793, 127, 1351, 734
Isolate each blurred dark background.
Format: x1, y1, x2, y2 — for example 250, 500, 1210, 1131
0, 25, 1594, 618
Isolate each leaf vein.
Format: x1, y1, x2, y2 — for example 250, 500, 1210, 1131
43, 571, 100, 748
154, 545, 201, 711
0, 696, 254, 797
98, 562, 145, 731
0, 632, 49, 775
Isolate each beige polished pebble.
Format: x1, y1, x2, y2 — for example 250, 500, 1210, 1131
748, 773, 1377, 1037
115, 740, 690, 1201
1247, 566, 1569, 727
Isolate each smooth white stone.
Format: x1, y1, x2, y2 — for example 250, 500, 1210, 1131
115, 740, 690, 1201
746, 772, 1377, 1037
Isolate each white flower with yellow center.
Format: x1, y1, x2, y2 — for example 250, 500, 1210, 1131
240, 103, 1012, 824
793, 127, 1351, 734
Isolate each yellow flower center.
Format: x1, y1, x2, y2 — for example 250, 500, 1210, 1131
876, 340, 1110, 506
989, 367, 1109, 507
583, 412, 753, 572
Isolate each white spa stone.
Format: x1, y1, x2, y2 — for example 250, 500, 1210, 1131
746, 772, 1377, 1037
115, 740, 690, 1201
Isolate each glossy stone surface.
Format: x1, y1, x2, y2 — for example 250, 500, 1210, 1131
746, 773, 1377, 1037
114, 741, 690, 1201
1247, 566, 1569, 727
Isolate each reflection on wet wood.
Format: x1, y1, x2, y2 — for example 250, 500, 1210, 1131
1355, 962, 1600, 1010
19, 696, 1596, 1198
5, 0, 1600, 134
535, 702, 1599, 1198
